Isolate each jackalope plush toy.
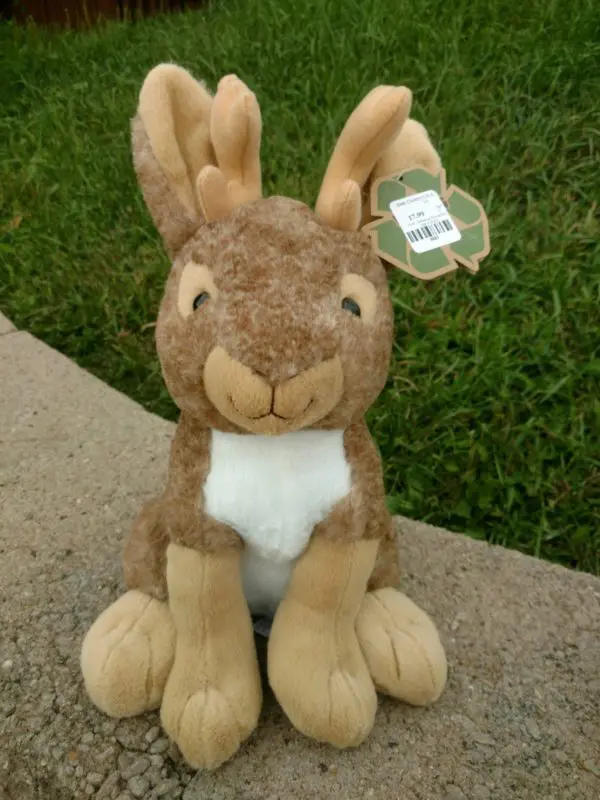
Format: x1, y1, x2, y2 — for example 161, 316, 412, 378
81, 64, 447, 770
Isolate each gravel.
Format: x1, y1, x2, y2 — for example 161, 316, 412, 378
155, 778, 182, 797
145, 725, 161, 744
96, 773, 121, 799
445, 787, 467, 800
120, 755, 151, 780
128, 775, 151, 798
149, 737, 170, 755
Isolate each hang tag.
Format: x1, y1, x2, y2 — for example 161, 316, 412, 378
363, 168, 490, 281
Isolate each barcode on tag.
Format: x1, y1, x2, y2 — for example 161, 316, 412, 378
390, 190, 461, 254
405, 219, 454, 244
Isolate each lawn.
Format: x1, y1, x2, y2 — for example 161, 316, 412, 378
1, 0, 598, 573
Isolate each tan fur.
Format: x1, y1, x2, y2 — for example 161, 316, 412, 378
160, 544, 262, 769
81, 64, 447, 769
268, 537, 379, 747
361, 118, 443, 226
80, 590, 175, 717
373, 118, 441, 181
204, 346, 344, 436
138, 64, 214, 218
209, 74, 262, 205
316, 86, 412, 230
356, 588, 448, 705
133, 67, 262, 255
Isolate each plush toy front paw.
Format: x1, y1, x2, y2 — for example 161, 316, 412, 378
160, 677, 258, 770
160, 650, 262, 770
356, 588, 447, 706
81, 590, 175, 717
268, 602, 377, 748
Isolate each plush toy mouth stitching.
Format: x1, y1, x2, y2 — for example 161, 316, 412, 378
228, 394, 315, 423
268, 397, 315, 421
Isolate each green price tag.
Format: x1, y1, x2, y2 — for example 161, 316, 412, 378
363, 168, 490, 280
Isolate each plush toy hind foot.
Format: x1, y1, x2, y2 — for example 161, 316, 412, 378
81, 590, 176, 718
356, 588, 447, 706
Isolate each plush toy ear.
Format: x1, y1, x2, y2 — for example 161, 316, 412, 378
131, 64, 262, 257
315, 86, 412, 232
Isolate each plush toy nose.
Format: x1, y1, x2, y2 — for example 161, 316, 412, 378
205, 348, 273, 419
203, 346, 343, 434
271, 370, 320, 420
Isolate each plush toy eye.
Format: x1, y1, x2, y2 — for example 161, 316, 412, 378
192, 292, 210, 310
342, 297, 361, 317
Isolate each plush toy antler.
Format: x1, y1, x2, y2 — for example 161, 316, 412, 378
204, 74, 262, 214
132, 65, 262, 254
315, 85, 412, 231
315, 86, 441, 231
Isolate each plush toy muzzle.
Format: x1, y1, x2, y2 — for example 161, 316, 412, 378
203, 345, 344, 435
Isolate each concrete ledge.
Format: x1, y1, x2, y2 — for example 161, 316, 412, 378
1, 333, 599, 800
0, 311, 16, 335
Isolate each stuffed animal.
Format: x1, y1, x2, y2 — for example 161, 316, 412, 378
81, 64, 447, 770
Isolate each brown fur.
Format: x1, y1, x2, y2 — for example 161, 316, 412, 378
154, 198, 393, 432
81, 64, 447, 767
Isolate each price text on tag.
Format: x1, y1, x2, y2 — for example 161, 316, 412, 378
389, 190, 461, 254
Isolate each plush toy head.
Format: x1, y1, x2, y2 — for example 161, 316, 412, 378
132, 66, 439, 436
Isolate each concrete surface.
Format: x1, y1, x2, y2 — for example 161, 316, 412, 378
1, 325, 599, 800
0, 312, 15, 335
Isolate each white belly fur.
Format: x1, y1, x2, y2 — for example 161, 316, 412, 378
203, 429, 351, 616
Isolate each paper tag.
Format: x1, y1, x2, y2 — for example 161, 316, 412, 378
363, 168, 490, 281
389, 190, 461, 254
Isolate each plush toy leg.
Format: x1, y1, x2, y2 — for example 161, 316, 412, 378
81, 590, 175, 717
356, 588, 447, 706
268, 538, 378, 748
160, 544, 262, 770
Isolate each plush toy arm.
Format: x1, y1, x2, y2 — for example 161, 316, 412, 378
156, 415, 241, 553
346, 420, 401, 590
137, 415, 261, 769
267, 421, 381, 745
160, 543, 262, 770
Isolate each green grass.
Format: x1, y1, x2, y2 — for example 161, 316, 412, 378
1, 0, 599, 573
